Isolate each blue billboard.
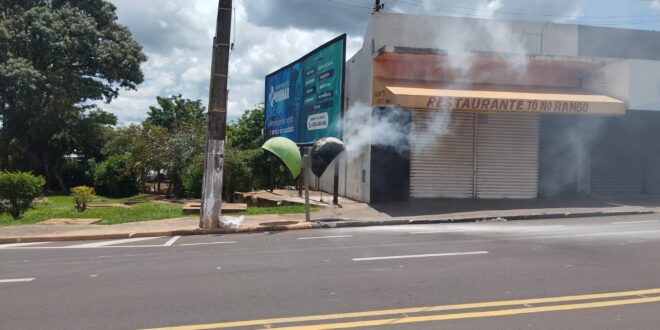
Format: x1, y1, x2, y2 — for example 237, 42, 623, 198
265, 34, 346, 145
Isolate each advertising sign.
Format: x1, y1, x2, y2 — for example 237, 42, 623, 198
265, 34, 345, 144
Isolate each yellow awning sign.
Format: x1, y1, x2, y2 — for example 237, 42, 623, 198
373, 80, 625, 115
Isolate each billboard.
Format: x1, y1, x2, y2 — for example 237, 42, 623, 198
265, 34, 346, 145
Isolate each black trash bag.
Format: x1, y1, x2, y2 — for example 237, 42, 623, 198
310, 137, 345, 178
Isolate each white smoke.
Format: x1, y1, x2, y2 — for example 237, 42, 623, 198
342, 102, 452, 159
342, 5, 531, 161
477, 0, 503, 16
410, 108, 451, 154
343, 103, 407, 157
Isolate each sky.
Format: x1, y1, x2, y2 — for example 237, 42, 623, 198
103, 0, 660, 124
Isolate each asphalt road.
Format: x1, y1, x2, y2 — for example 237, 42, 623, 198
2, 214, 660, 329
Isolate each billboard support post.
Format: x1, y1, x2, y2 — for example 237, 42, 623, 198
298, 147, 304, 197
303, 153, 311, 222
269, 157, 275, 192
200, 0, 232, 229
333, 161, 339, 204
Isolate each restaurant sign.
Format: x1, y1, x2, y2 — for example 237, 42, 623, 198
373, 81, 625, 115
426, 97, 592, 114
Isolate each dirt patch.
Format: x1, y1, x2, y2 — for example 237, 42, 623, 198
88, 204, 130, 209
39, 218, 102, 225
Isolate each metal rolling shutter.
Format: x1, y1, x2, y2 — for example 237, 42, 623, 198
643, 113, 660, 195
644, 142, 660, 194
591, 117, 643, 196
476, 114, 540, 199
410, 110, 475, 198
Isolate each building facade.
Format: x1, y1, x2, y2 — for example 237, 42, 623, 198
313, 12, 660, 203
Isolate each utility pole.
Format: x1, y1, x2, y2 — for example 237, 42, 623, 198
200, 0, 232, 229
373, 0, 384, 12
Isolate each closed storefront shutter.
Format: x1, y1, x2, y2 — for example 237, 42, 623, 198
591, 117, 644, 196
642, 112, 660, 195
410, 110, 475, 198
476, 114, 540, 199
643, 142, 660, 194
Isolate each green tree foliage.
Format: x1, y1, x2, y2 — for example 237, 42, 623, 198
184, 104, 295, 200
104, 124, 170, 191
181, 149, 269, 201
223, 148, 269, 201
71, 185, 95, 212
93, 153, 138, 198
165, 120, 205, 197
100, 95, 206, 198
182, 154, 204, 199
227, 104, 265, 150
144, 95, 207, 132
0, 171, 46, 219
0, 1, 146, 191
179, 104, 270, 200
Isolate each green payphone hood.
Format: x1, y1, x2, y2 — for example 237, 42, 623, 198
261, 137, 302, 178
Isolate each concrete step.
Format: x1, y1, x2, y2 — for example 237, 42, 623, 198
182, 203, 247, 215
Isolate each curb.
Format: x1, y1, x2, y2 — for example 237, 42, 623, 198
0, 210, 653, 245
0, 223, 315, 245
313, 210, 656, 228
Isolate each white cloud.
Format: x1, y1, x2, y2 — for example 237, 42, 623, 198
651, 0, 660, 10
103, 0, 364, 123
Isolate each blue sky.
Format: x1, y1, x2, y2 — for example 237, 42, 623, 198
103, 0, 660, 124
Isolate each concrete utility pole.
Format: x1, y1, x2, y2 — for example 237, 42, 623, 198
200, 0, 232, 229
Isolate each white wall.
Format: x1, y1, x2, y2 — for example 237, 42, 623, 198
582, 59, 660, 111
583, 61, 630, 105
629, 60, 660, 111
371, 12, 578, 57
338, 44, 373, 202
307, 153, 345, 197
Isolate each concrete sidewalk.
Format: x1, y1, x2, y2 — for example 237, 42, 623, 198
0, 194, 658, 244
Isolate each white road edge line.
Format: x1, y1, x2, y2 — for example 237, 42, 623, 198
2, 244, 168, 249
67, 237, 164, 248
514, 225, 566, 231
297, 235, 353, 240
179, 241, 237, 246
529, 230, 659, 240
163, 236, 181, 247
611, 220, 659, 225
410, 230, 468, 234
0, 278, 35, 283
352, 251, 489, 261
0, 242, 51, 249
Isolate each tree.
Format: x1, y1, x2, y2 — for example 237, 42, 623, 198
143, 95, 206, 197
104, 124, 170, 192
75, 108, 117, 161
227, 104, 265, 149
162, 119, 206, 197
93, 153, 138, 198
0, 1, 147, 191
223, 104, 295, 199
144, 95, 207, 132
